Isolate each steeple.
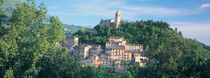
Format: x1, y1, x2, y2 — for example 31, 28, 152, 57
115, 10, 120, 28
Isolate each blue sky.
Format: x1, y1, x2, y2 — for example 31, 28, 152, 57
40, 0, 210, 45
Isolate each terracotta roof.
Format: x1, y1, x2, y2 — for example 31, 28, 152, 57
91, 54, 98, 57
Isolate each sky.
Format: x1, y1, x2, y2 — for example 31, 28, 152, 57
40, 0, 210, 45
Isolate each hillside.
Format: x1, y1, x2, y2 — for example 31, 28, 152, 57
74, 20, 210, 77
0, 0, 22, 16
63, 24, 86, 35
74, 20, 210, 57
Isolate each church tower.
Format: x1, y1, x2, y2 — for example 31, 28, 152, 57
115, 10, 120, 28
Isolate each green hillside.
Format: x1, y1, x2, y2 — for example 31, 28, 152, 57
75, 20, 210, 57
74, 20, 210, 77
64, 24, 85, 34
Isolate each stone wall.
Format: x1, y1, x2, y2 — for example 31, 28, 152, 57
63, 36, 78, 49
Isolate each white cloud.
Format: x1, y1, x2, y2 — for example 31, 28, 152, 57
75, 0, 197, 20
47, 6, 60, 10
48, 11, 72, 16
170, 22, 210, 45
199, 3, 210, 9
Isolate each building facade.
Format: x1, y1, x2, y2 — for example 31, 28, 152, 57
63, 36, 79, 50
81, 45, 103, 59
100, 11, 121, 28
105, 37, 144, 63
80, 37, 147, 70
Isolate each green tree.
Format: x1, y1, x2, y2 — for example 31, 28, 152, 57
0, 0, 65, 77
3, 68, 14, 78
74, 28, 85, 43
119, 71, 133, 78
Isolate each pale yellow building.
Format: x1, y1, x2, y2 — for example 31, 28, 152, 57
82, 45, 103, 59
115, 10, 120, 28
105, 37, 146, 66
81, 37, 147, 69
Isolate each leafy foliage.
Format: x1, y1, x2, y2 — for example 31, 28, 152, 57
0, 0, 65, 77
0, 0, 130, 78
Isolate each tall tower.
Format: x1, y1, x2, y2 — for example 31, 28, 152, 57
115, 10, 120, 28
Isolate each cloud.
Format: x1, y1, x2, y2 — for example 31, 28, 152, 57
47, 6, 60, 10
199, 3, 210, 9
170, 22, 210, 45
48, 11, 72, 16
74, 0, 197, 20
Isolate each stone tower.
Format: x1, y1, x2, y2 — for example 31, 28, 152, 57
115, 10, 120, 28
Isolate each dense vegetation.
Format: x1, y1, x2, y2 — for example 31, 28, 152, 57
0, 0, 140, 78
75, 20, 209, 56
1, 0, 209, 78
74, 20, 210, 77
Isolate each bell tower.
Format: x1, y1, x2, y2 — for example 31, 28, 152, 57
115, 10, 120, 28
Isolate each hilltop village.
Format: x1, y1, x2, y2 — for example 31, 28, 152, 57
60, 11, 148, 72
1, 0, 209, 77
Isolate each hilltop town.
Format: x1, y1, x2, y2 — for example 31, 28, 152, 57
62, 36, 148, 72
61, 11, 148, 72
1, 0, 209, 77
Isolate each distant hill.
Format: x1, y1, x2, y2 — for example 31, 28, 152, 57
0, 0, 22, 16
63, 24, 94, 35
0, 0, 86, 35
63, 24, 86, 35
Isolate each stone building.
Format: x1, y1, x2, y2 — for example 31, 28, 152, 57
81, 45, 103, 59
100, 19, 115, 27
133, 52, 148, 67
80, 37, 147, 69
105, 37, 144, 63
89, 54, 121, 68
100, 10, 121, 28
62, 36, 79, 50
115, 10, 121, 28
